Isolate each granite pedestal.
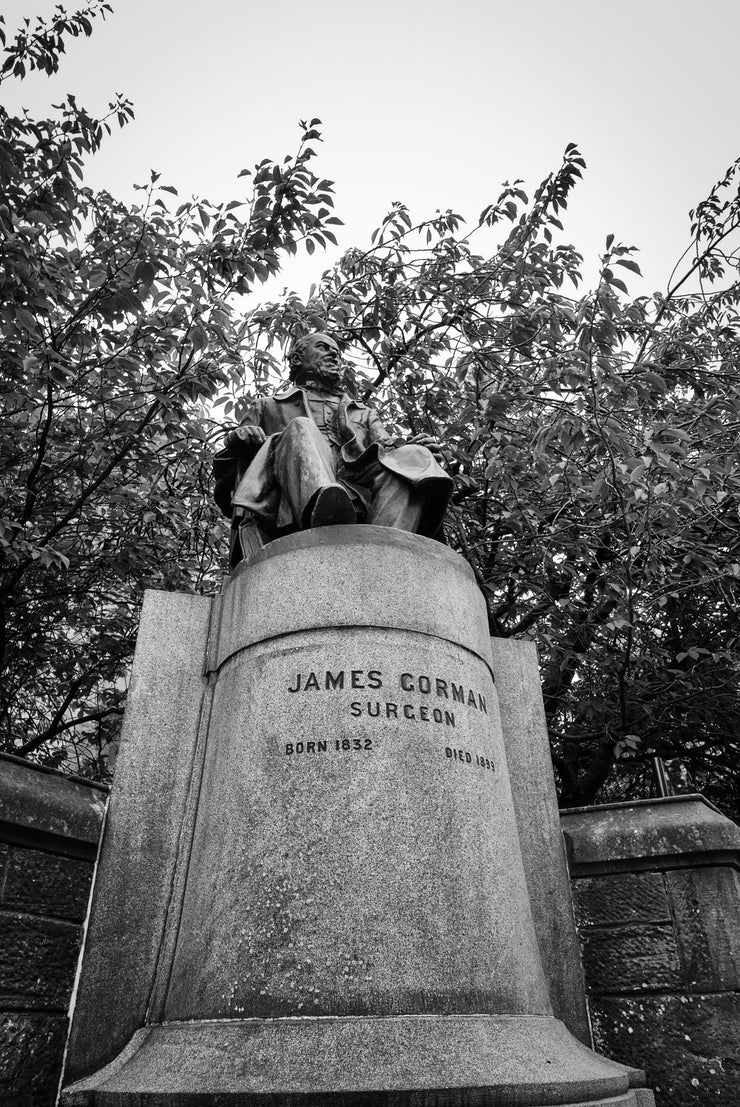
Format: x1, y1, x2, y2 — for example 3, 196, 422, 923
61, 527, 652, 1106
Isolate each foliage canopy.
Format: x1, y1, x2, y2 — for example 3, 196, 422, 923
0, 3, 341, 773
238, 149, 740, 815
2, 5, 739, 817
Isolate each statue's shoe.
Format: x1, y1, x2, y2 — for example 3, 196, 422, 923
309, 483, 356, 527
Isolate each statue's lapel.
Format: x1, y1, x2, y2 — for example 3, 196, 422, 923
273, 386, 312, 420
338, 396, 366, 460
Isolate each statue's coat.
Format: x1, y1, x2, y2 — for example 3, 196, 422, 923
213, 386, 451, 534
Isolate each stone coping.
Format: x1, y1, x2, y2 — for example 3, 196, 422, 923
561, 794, 740, 874
0, 751, 108, 858
561, 794, 724, 817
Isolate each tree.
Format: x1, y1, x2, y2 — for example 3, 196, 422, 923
4, 8, 739, 821
235, 148, 740, 819
0, 3, 341, 774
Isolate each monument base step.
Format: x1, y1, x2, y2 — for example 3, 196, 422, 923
61, 1013, 654, 1106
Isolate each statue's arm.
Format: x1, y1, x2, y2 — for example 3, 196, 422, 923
365, 407, 392, 446
221, 398, 266, 454
367, 408, 445, 457
224, 424, 266, 452
212, 400, 266, 517
405, 431, 446, 456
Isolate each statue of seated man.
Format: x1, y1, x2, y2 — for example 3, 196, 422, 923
213, 332, 453, 560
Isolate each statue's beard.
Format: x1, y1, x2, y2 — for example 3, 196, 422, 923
291, 365, 344, 393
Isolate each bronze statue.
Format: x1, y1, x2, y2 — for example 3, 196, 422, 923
213, 333, 453, 563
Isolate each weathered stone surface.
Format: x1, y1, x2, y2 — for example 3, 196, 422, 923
0, 1012, 67, 1107
562, 795, 740, 873
666, 865, 740, 992
0, 760, 106, 1105
0, 911, 80, 1008
167, 630, 547, 1021
490, 636, 590, 1045
580, 922, 682, 995
64, 529, 652, 1106
64, 590, 213, 1083
572, 872, 671, 928
1, 846, 93, 922
167, 534, 548, 1022
0, 753, 106, 855
565, 799, 739, 1107
217, 526, 491, 671
64, 1014, 639, 1106
591, 993, 740, 1107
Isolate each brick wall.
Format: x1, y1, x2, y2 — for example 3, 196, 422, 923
0, 755, 107, 1107
562, 796, 740, 1107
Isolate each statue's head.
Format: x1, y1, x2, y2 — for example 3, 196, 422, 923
287, 332, 344, 393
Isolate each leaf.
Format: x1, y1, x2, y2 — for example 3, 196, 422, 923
640, 371, 667, 393
135, 261, 156, 286
16, 307, 37, 333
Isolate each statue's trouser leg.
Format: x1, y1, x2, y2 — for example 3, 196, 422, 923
365, 466, 426, 531
273, 418, 339, 525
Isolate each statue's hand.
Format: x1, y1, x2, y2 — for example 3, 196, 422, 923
226, 424, 266, 451
407, 432, 444, 456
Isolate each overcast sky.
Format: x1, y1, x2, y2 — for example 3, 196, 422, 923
4, 0, 739, 296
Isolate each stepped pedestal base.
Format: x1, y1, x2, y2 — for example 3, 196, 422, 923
62, 1014, 649, 1106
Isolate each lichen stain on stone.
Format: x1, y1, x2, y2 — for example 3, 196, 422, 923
220, 860, 318, 1010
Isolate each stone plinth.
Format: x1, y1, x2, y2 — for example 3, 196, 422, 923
490, 639, 591, 1045
62, 527, 651, 1106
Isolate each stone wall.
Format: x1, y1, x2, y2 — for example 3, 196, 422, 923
0, 754, 107, 1107
562, 795, 740, 1107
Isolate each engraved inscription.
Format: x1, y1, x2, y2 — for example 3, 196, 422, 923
285, 738, 373, 756
280, 665, 495, 771
446, 747, 495, 773
285, 668, 487, 726
288, 669, 382, 693
285, 740, 328, 755
350, 701, 455, 727
400, 673, 487, 714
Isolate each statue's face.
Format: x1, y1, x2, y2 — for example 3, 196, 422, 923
291, 333, 343, 390
297, 334, 341, 375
